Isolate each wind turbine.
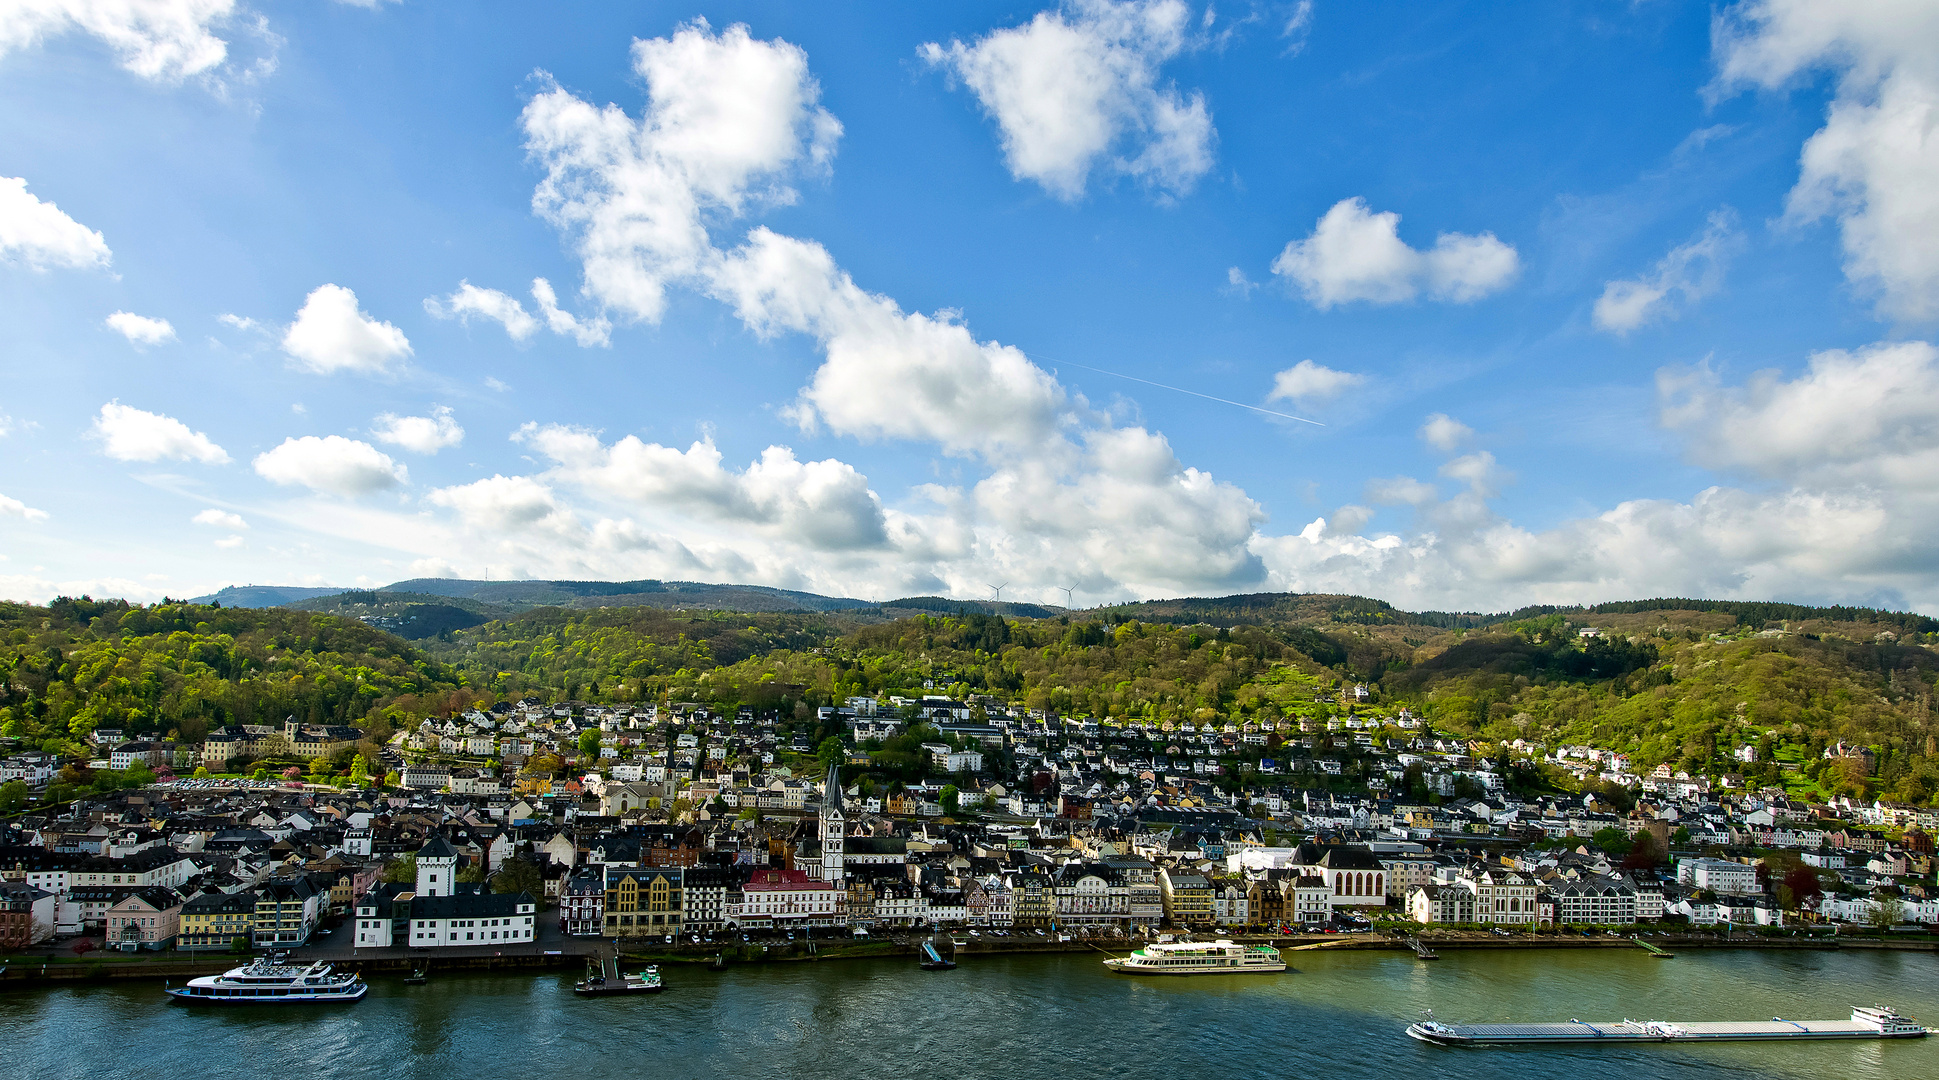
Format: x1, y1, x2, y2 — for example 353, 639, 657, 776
1058, 584, 1077, 610
987, 583, 1008, 604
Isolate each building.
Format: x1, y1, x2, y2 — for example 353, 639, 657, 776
1678, 857, 1758, 896
0, 881, 56, 949
1288, 844, 1389, 908
1406, 883, 1476, 925
560, 867, 605, 936
254, 877, 322, 948
730, 867, 841, 928
604, 865, 684, 936
178, 891, 258, 951
106, 888, 182, 951
1549, 876, 1639, 926
1159, 868, 1213, 927
1464, 866, 1539, 925
683, 865, 738, 933
359, 837, 539, 948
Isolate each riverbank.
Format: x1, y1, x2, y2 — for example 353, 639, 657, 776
5, 927, 1932, 983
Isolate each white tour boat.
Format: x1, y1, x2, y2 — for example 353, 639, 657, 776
1104, 939, 1287, 975
166, 959, 368, 1004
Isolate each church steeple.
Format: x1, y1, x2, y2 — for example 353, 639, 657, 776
820, 761, 845, 884
416, 834, 458, 897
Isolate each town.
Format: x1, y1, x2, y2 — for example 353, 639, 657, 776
3, 685, 1933, 959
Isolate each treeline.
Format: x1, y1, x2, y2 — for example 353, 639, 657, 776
0, 597, 463, 757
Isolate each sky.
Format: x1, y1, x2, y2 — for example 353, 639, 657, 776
2, 1, 1938, 614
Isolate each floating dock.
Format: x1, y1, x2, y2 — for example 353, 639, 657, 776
1408, 1006, 1926, 1046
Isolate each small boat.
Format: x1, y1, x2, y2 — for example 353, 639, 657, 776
919, 940, 957, 971
166, 959, 367, 1004
403, 965, 428, 985
574, 956, 663, 996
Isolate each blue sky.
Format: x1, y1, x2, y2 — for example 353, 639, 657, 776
2, 1, 1937, 613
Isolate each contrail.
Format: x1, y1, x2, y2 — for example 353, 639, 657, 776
1026, 352, 1325, 427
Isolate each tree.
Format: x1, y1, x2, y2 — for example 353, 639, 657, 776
0, 779, 26, 812
1869, 893, 1905, 930
347, 755, 370, 786
381, 855, 417, 884
1782, 866, 1823, 912
493, 857, 544, 899
940, 784, 960, 817
577, 729, 602, 759
817, 736, 846, 775
192, 766, 211, 780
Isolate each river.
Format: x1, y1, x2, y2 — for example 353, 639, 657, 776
3, 948, 1934, 1080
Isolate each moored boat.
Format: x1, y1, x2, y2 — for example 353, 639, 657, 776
1104, 939, 1286, 975
165, 959, 367, 1004
574, 955, 663, 996
1407, 1005, 1927, 1046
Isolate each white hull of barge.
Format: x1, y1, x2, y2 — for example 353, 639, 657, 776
1408, 1006, 1926, 1046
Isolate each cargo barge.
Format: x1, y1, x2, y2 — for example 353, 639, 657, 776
1407, 1006, 1926, 1046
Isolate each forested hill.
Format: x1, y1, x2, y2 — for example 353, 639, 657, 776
0, 598, 464, 758
5, 590, 1938, 805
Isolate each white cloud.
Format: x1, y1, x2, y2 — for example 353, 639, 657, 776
1594, 209, 1740, 334
281, 284, 412, 375
0, 0, 237, 81
920, 0, 1214, 200
0, 175, 111, 271
1660, 339, 1939, 493
253, 435, 406, 495
1267, 359, 1363, 406
1418, 413, 1472, 452
0, 492, 48, 521
213, 533, 245, 548
91, 401, 229, 463
1223, 266, 1257, 298
428, 474, 573, 533
713, 229, 1072, 458
522, 424, 889, 551
371, 405, 464, 455
531, 277, 611, 346
423, 281, 538, 340
521, 18, 840, 324
104, 310, 176, 346
192, 508, 246, 529
217, 312, 259, 331
1714, 1, 1939, 321
1270, 197, 1520, 308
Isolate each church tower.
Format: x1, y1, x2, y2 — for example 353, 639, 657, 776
416, 834, 458, 897
820, 761, 845, 884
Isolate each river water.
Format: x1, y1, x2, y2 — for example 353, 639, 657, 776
4, 948, 1935, 1080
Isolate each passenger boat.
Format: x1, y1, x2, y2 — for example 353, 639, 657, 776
1406, 1005, 1927, 1046
1103, 939, 1286, 975
165, 959, 367, 1004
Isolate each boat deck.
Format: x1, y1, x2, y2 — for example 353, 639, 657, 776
1412, 1014, 1927, 1045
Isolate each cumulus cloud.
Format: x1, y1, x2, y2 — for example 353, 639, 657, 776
281, 284, 411, 375
920, 0, 1214, 200
1418, 413, 1472, 452
192, 508, 246, 529
1267, 359, 1363, 406
91, 401, 228, 463
0, 492, 48, 521
1660, 339, 1939, 493
105, 310, 176, 346
1270, 197, 1520, 308
371, 405, 464, 454
428, 474, 573, 533
0, 0, 238, 81
713, 229, 1070, 457
0, 176, 111, 271
253, 435, 406, 495
521, 424, 890, 551
521, 18, 840, 324
423, 281, 538, 340
1594, 209, 1739, 334
1714, 1, 1939, 321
